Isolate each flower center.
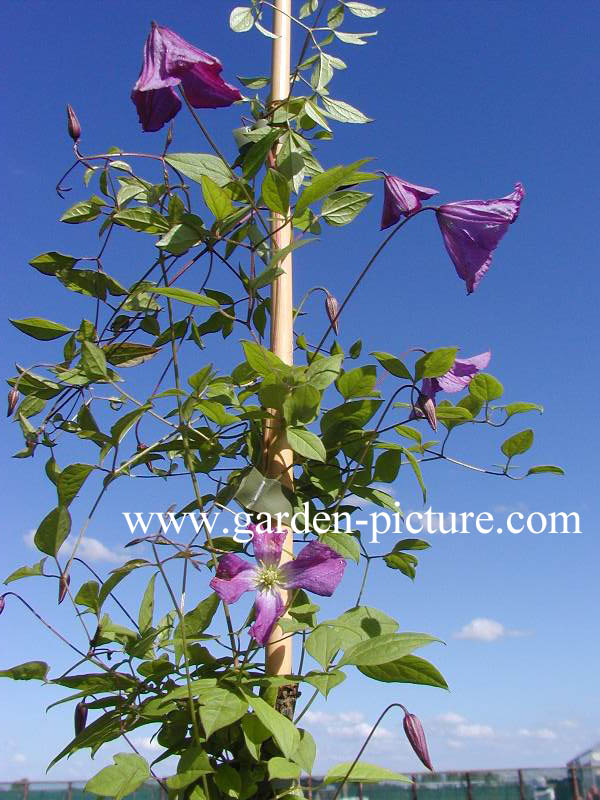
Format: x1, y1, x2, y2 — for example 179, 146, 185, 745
255, 564, 282, 592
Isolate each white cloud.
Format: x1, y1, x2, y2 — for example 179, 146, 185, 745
456, 723, 495, 739
133, 736, 163, 752
454, 617, 529, 642
304, 711, 392, 740
561, 720, 578, 729
12, 753, 26, 764
518, 728, 557, 740
436, 712, 466, 725
24, 530, 128, 564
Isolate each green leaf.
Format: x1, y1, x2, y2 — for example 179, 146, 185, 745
262, 168, 290, 215
306, 626, 342, 669
373, 449, 401, 483
113, 208, 170, 234
306, 354, 343, 390
230, 6, 254, 32
81, 341, 109, 380
504, 402, 543, 417
138, 573, 156, 631
371, 351, 412, 379
295, 159, 372, 216
175, 593, 220, 643
0, 661, 49, 681
104, 343, 159, 368
4, 558, 46, 584
85, 753, 150, 800
383, 551, 418, 579
199, 688, 248, 737
501, 429, 534, 458
57, 463, 94, 506
242, 341, 289, 376
242, 715, 271, 760
337, 365, 377, 398
321, 398, 381, 434
304, 669, 346, 697
267, 237, 316, 270
248, 266, 285, 291
359, 654, 448, 688
321, 97, 373, 124
34, 506, 71, 556
242, 129, 281, 179
168, 747, 214, 790
286, 427, 326, 462
111, 405, 151, 445
323, 762, 409, 785
402, 447, 426, 502
151, 286, 220, 307
328, 606, 398, 649
268, 758, 300, 781
215, 764, 241, 798
415, 347, 457, 381
333, 30, 378, 45
321, 190, 371, 225
201, 175, 234, 220
469, 373, 504, 403
166, 153, 231, 187
235, 468, 293, 519
339, 632, 439, 666
526, 465, 565, 476
10, 317, 73, 341
246, 693, 300, 759
74, 580, 101, 613
60, 201, 102, 224
345, 2, 386, 17
29, 251, 78, 275
319, 531, 360, 563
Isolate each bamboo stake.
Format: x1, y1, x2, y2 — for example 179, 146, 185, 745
265, 0, 294, 678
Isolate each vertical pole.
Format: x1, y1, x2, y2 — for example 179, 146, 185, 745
569, 766, 581, 800
412, 775, 419, 800
466, 772, 473, 800
518, 770, 525, 800
265, 0, 294, 678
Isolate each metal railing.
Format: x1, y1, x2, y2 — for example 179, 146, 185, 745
1, 766, 597, 800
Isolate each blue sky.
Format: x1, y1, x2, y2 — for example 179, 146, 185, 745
2, 0, 599, 782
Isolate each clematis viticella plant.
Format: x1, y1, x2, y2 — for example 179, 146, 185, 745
2, 7, 562, 800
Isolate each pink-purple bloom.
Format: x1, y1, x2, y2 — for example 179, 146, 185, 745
131, 22, 242, 132
413, 351, 491, 431
436, 183, 524, 293
380, 174, 439, 230
209, 526, 346, 645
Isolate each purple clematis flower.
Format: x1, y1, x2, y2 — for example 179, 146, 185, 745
131, 22, 242, 132
380, 173, 439, 230
413, 351, 491, 431
436, 183, 524, 294
209, 526, 346, 645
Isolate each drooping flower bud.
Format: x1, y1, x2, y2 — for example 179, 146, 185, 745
417, 393, 437, 432
66, 104, 82, 142
7, 388, 19, 417
325, 293, 340, 335
58, 574, 70, 605
402, 708, 433, 771
0, 594, 6, 615
74, 702, 88, 736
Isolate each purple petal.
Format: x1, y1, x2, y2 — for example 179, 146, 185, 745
436, 183, 524, 293
435, 351, 491, 393
131, 23, 240, 130
209, 553, 257, 604
251, 527, 287, 567
181, 64, 242, 109
249, 589, 284, 645
380, 174, 439, 230
281, 541, 346, 596
131, 86, 181, 133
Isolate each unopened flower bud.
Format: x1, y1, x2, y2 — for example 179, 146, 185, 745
417, 393, 437, 432
165, 123, 174, 149
137, 443, 154, 473
66, 104, 81, 143
325, 293, 340, 335
74, 701, 88, 736
58, 574, 70, 605
7, 388, 19, 417
0, 594, 6, 615
402, 708, 433, 771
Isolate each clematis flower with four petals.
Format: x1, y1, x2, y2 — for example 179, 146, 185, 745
209, 526, 346, 645
412, 351, 491, 431
131, 22, 241, 132
436, 183, 525, 293
380, 173, 439, 229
